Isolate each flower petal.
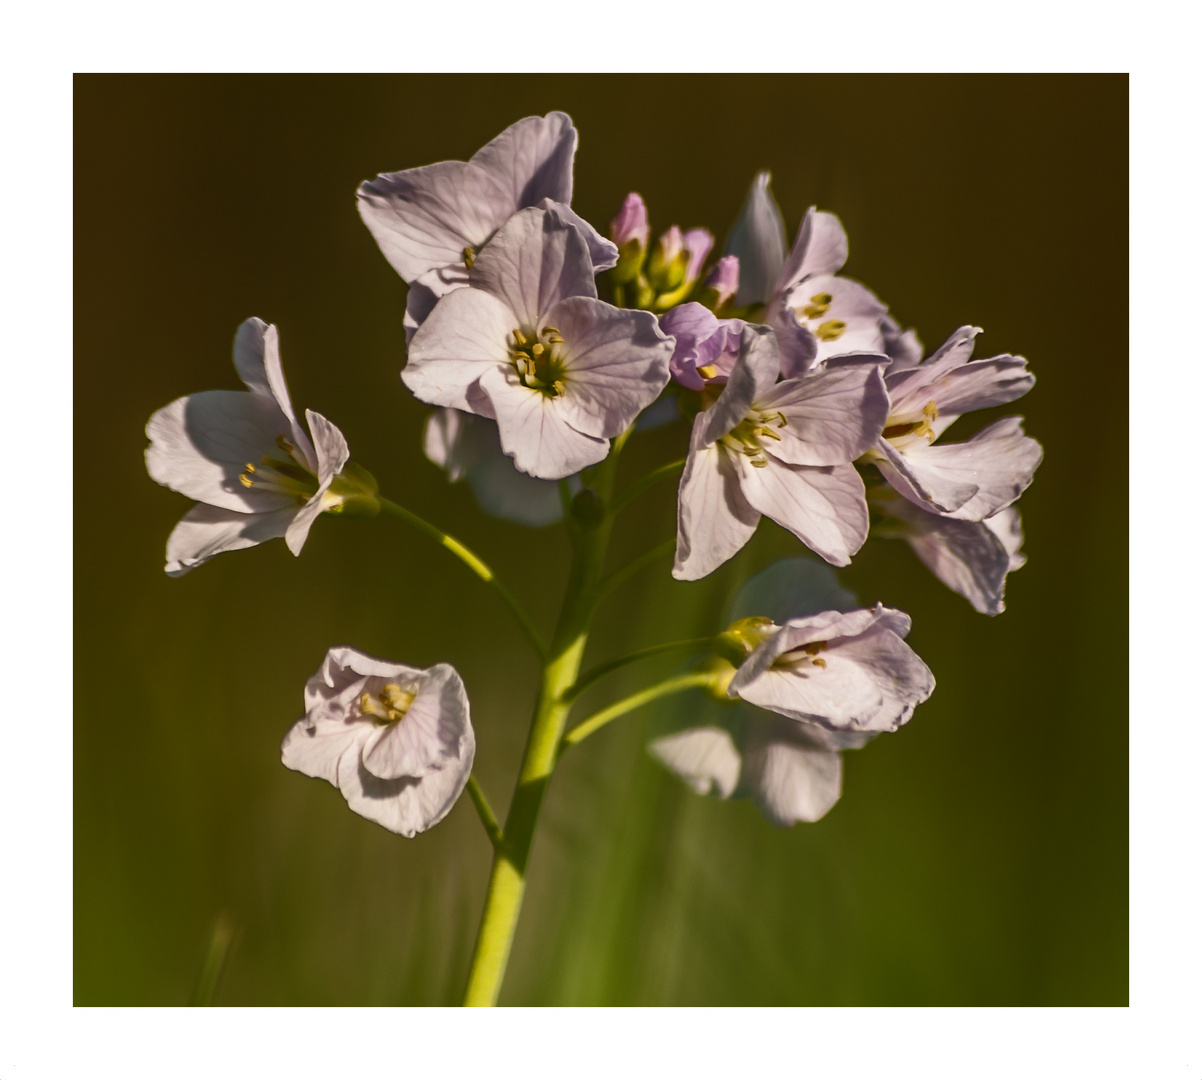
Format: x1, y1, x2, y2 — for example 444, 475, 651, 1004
756, 356, 890, 466
781, 273, 887, 362
673, 418, 761, 581
477, 365, 609, 479
233, 319, 317, 471
729, 556, 859, 623
360, 664, 471, 781
145, 391, 295, 513
724, 171, 787, 306
549, 297, 673, 439
741, 715, 844, 826
164, 503, 296, 576
470, 112, 576, 213
537, 199, 619, 271
284, 411, 350, 557
470, 206, 596, 331
281, 713, 368, 788
404, 287, 515, 410
777, 207, 848, 292
649, 725, 742, 798
702, 324, 780, 444
871, 436, 979, 516
738, 458, 868, 567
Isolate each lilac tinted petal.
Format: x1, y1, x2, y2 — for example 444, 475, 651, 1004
873, 436, 979, 515
649, 726, 742, 798
404, 287, 515, 410
470, 206, 596, 330
783, 273, 887, 362
357, 160, 514, 283
731, 609, 884, 689
673, 419, 760, 581
826, 623, 936, 728
765, 294, 819, 379
232, 317, 273, 396
307, 409, 350, 486
259, 323, 317, 471
467, 453, 565, 527
661, 302, 721, 389
145, 391, 294, 513
423, 408, 477, 481
682, 227, 715, 282
702, 324, 780, 444
987, 505, 1027, 571
742, 715, 843, 826
610, 192, 649, 248
470, 111, 576, 212
756, 357, 889, 466
477, 365, 609, 479
881, 315, 924, 370
164, 503, 295, 577
537, 199, 619, 271
884, 325, 980, 403
725, 171, 787, 306
777, 208, 849, 292
914, 356, 1035, 425
281, 714, 368, 788
551, 297, 673, 438
360, 665, 470, 781
402, 268, 458, 346
729, 557, 858, 623
739, 458, 868, 567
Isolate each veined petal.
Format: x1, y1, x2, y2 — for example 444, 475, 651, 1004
357, 159, 515, 283
649, 726, 742, 798
241, 321, 317, 472
782, 273, 887, 362
673, 418, 760, 581
164, 503, 296, 577
725, 171, 787, 307
470, 206, 596, 331
938, 418, 1043, 522
283, 410, 350, 557
765, 294, 818, 379
477, 365, 609, 479
145, 391, 296, 513
739, 458, 868, 567
872, 436, 979, 516
756, 357, 889, 466
884, 325, 981, 405
987, 505, 1028, 571
281, 714, 369, 788
538, 199, 619, 271
404, 287, 515, 410
402, 266, 468, 345
742, 715, 844, 826
550, 297, 672, 438
702, 324, 780, 445
899, 355, 1035, 430
470, 112, 576, 212
360, 665, 470, 781
777, 207, 849, 293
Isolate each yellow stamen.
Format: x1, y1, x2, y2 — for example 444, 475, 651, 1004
801, 292, 833, 319
696, 364, 718, 379
815, 319, 847, 342
239, 473, 254, 488
552, 379, 567, 396
463, 247, 476, 270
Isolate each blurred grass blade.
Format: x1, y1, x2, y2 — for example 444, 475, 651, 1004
191, 912, 235, 1006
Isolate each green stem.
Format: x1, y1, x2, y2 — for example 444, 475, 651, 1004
561, 671, 716, 751
564, 638, 716, 702
609, 458, 685, 517
191, 912, 234, 1007
378, 497, 547, 659
466, 776, 502, 849
600, 538, 675, 597
461, 431, 629, 1007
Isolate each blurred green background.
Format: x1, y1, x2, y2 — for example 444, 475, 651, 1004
75, 74, 1127, 1005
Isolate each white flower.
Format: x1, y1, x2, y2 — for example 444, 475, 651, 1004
357, 112, 617, 341
145, 318, 371, 576
404, 206, 674, 480
281, 647, 475, 837
673, 323, 889, 579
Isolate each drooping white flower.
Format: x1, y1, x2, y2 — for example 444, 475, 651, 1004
673, 323, 889, 579
281, 647, 475, 837
868, 326, 1042, 520
405, 206, 674, 480
871, 485, 1027, 615
357, 112, 617, 341
145, 318, 374, 576
423, 408, 565, 527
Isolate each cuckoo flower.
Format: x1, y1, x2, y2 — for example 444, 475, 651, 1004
660, 303, 744, 391
724, 604, 935, 735
725, 172, 890, 373
281, 647, 475, 838
673, 324, 889, 579
424, 408, 565, 527
357, 112, 617, 340
405, 206, 674, 479
871, 486, 1027, 615
145, 319, 374, 576
868, 326, 1041, 520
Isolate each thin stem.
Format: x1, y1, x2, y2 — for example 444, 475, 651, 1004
191, 912, 234, 1007
609, 458, 685, 517
466, 776, 503, 850
600, 538, 675, 596
378, 497, 547, 659
561, 671, 716, 751
461, 428, 630, 1007
564, 638, 716, 702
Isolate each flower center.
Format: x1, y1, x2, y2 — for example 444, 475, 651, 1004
777, 640, 828, 670
509, 326, 567, 397
238, 434, 318, 503
881, 399, 939, 444
794, 292, 847, 342
719, 410, 789, 468
359, 681, 417, 725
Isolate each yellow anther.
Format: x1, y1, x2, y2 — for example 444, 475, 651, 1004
531, 342, 545, 357
815, 319, 847, 342
804, 641, 828, 656
275, 434, 294, 454
244, 462, 257, 473
542, 326, 560, 336
812, 658, 827, 669
545, 334, 565, 344
801, 292, 833, 319
552, 379, 567, 396
512, 329, 527, 346
750, 458, 769, 468
696, 364, 718, 379
923, 400, 939, 420
756, 426, 782, 441
463, 247, 476, 270
239, 473, 254, 488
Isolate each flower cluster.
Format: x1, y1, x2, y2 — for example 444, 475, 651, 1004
144, 111, 1042, 841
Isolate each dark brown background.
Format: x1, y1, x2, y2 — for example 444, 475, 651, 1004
75, 74, 1127, 1004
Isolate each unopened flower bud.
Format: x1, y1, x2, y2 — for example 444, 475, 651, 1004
681, 228, 714, 287
609, 192, 650, 285
713, 615, 777, 666
700, 255, 740, 310
647, 226, 688, 292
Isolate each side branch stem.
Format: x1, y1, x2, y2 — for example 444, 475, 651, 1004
560, 671, 715, 751
609, 458, 685, 517
465, 776, 502, 850
600, 538, 675, 596
378, 497, 547, 659
564, 638, 715, 702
